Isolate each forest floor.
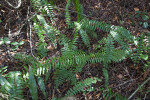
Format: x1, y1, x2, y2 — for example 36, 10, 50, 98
0, 0, 150, 100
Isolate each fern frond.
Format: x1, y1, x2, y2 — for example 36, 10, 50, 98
0, 72, 24, 99
29, 66, 38, 100
0, 74, 12, 94
65, 77, 101, 96
7, 71, 24, 99
110, 27, 130, 51
81, 19, 111, 32
43, 4, 54, 24
74, 0, 84, 21
31, 0, 42, 10
14, 53, 37, 65
36, 14, 60, 47
54, 68, 77, 88
65, 0, 71, 26
111, 26, 133, 41
103, 35, 115, 64
33, 21, 46, 42
102, 88, 128, 100
37, 42, 48, 58
79, 29, 90, 47
102, 68, 109, 87
14, 47, 126, 77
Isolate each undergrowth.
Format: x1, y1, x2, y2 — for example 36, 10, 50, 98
0, 0, 149, 100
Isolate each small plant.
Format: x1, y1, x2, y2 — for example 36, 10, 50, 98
11, 41, 24, 50
131, 32, 150, 69
135, 11, 149, 29
0, 37, 24, 50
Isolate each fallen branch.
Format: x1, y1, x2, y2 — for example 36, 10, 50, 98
4, 0, 21, 9
128, 76, 150, 100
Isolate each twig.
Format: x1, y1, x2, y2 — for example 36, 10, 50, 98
27, 6, 39, 62
112, 78, 136, 89
4, 0, 21, 9
128, 76, 150, 100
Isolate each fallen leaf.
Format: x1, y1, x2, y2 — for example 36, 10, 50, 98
136, 32, 140, 36
134, 7, 139, 11
113, 15, 118, 21
76, 73, 80, 79
143, 68, 150, 79
117, 74, 123, 79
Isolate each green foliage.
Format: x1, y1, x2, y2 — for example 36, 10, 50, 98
101, 88, 128, 100
0, 72, 24, 99
74, 0, 84, 21
12, 11, 133, 99
65, 0, 71, 26
31, 0, 56, 57
0, 0, 140, 99
37, 77, 47, 99
37, 42, 48, 58
65, 77, 101, 96
102, 68, 109, 87
131, 33, 150, 68
29, 66, 38, 100
0, 37, 24, 50
14, 53, 37, 65
81, 19, 111, 32
0, 37, 11, 45
54, 68, 77, 88
135, 11, 149, 29
43, 4, 55, 23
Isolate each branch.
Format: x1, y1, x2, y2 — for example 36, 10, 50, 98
5, 0, 21, 9
128, 76, 150, 100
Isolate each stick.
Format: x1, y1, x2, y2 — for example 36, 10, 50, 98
128, 76, 150, 100
4, 0, 21, 9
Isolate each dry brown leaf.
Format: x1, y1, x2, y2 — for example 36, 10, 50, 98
143, 68, 150, 79
136, 32, 140, 36
76, 73, 80, 79
117, 74, 123, 79
134, 7, 139, 11
113, 15, 118, 21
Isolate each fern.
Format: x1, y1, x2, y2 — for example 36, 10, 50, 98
102, 68, 109, 88
14, 53, 37, 65
110, 27, 130, 51
54, 68, 77, 88
31, 0, 42, 10
103, 35, 115, 65
36, 15, 60, 46
65, 77, 101, 96
12, 2, 135, 99
74, 0, 84, 21
82, 19, 133, 50
79, 28, 90, 48
33, 20, 48, 57
131, 33, 150, 63
37, 42, 48, 58
43, 3, 54, 24
0, 72, 24, 99
102, 88, 128, 100
33, 21, 45, 42
29, 66, 38, 100
65, 0, 71, 26
81, 19, 111, 32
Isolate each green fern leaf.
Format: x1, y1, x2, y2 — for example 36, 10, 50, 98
65, 77, 101, 96
0, 74, 11, 93
37, 77, 47, 99
65, 0, 71, 26
29, 66, 38, 100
